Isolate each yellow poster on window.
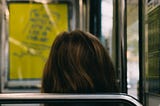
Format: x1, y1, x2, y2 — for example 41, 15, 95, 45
9, 3, 68, 80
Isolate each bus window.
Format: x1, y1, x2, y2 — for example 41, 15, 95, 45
127, 0, 139, 99
101, 0, 113, 56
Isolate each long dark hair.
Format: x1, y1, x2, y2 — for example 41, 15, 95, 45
41, 30, 119, 93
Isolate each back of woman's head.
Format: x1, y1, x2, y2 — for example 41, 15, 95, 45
41, 30, 119, 93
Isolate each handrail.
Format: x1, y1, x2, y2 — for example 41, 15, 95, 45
0, 93, 143, 106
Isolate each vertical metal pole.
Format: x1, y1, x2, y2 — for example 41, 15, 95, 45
79, 0, 90, 32
85, 0, 90, 32
118, 0, 127, 93
0, 0, 8, 93
79, 0, 83, 30
0, 0, 3, 94
120, 0, 127, 93
113, 0, 127, 93
139, 0, 145, 104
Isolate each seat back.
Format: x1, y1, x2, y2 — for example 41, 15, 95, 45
0, 93, 143, 106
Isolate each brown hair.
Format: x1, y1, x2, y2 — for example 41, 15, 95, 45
41, 30, 119, 93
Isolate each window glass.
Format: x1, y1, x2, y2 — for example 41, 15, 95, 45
145, 0, 160, 95
101, 0, 113, 55
127, 0, 139, 99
